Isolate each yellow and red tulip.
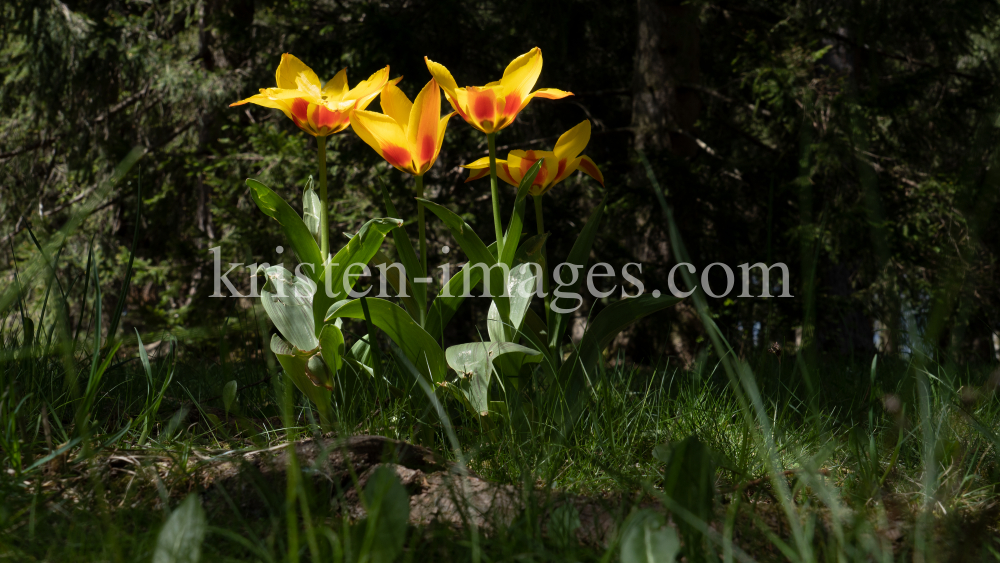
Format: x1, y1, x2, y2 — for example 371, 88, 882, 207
425, 47, 572, 134
230, 53, 395, 137
349, 79, 454, 176
463, 120, 604, 196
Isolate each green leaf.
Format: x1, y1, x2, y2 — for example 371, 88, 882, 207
271, 334, 332, 425
559, 294, 681, 411
619, 509, 681, 563
424, 241, 497, 341
360, 465, 410, 563
371, 248, 421, 322
549, 197, 606, 350
378, 178, 427, 309
303, 186, 322, 246
488, 235, 545, 342
348, 336, 372, 368
506, 236, 547, 339
222, 380, 237, 414
317, 323, 345, 372
258, 265, 318, 352
313, 218, 401, 332
153, 494, 207, 563
325, 298, 447, 382
499, 159, 542, 267
445, 341, 540, 414
418, 199, 509, 320
246, 179, 322, 280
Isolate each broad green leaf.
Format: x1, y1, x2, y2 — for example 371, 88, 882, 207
499, 159, 542, 267
325, 298, 447, 382
549, 197, 606, 350
487, 301, 506, 343
619, 509, 681, 563
560, 294, 681, 409
314, 218, 401, 332
372, 248, 421, 322
271, 334, 332, 424
348, 336, 372, 368
153, 494, 207, 563
302, 186, 322, 245
246, 179, 323, 280
507, 235, 546, 338
424, 241, 497, 341
317, 323, 345, 371
222, 380, 237, 414
258, 265, 318, 352
445, 341, 540, 414
418, 199, 509, 320
360, 465, 410, 563
378, 179, 427, 312
489, 236, 545, 343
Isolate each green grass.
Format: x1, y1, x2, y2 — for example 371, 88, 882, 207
2, 307, 1000, 562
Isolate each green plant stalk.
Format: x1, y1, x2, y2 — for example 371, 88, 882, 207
415, 174, 427, 276
318, 135, 329, 261
533, 196, 551, 322
487, 132, 504, 259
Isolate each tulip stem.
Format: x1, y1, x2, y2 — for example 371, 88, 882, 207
487, 132, 504, 259
534, 195, 551, 320
317, 135, 330, 261
416, 174, 427, 276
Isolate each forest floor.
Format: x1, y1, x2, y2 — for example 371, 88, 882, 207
3, 354, 1000, 561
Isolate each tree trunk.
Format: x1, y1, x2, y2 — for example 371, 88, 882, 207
631, 0, 701, 157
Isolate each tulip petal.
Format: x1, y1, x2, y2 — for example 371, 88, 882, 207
497, 162, 518, 187
230, 91, 286, 109
408, 79, 442, 169
426, 112, 455, 174
345, 66, 392, 108
313, 104, 349, 133
577, 156, 605, 186
551, 157, 576, 186
506, 151, 526, 184
462, 156, 491, 170
466, 87, 499, 131
465, 168, 491, 183
554, 120, 591, 160
379, 81, 413, 131
276, 53, 322, 94
424, 57, 460, 98
499, 48, 542, 107
322, 68, 349, 99
292, 98, 311, 123
522, 88, 573, 110
350, 110, 414, 173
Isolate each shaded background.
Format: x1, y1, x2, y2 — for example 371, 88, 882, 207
2, 0, 998, 366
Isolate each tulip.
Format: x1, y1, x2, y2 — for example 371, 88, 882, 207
464, 120, 604, 317
424, 47, 571, 135
230, 53, 393, 138
463, 120, 604, 195
351, 79, 455, 276
230, 53, 395, 260
425, 47, 571, 259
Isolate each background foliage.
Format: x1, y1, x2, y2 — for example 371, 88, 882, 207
2, 0, 998, 366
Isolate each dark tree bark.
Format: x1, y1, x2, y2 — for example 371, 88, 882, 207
631, 0, 701, 157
